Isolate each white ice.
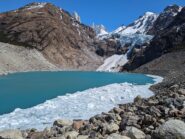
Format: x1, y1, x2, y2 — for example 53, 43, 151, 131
0, 75, 163, 131
97, 54, 128, 72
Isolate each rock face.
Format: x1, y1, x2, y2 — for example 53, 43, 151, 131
152, 120, 185, 139
148, 5, 183, 35
0, 2, 103, 70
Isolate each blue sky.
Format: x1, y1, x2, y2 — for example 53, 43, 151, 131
0, 0, 185, 31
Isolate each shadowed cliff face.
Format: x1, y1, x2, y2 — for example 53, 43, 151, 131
0, 3, 103, 70
122, 6, 185, 71
148, 5, 183, 35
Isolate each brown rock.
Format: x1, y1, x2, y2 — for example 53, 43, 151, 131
72, 120, 86, 131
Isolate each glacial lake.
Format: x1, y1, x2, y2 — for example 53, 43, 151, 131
0, 71, 155, 115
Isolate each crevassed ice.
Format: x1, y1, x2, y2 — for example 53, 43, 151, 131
0, 75, 163, 131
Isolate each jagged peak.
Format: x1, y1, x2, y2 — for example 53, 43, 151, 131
24, 2, 47, 10
144, 11, 156, 16
72, 11, 81, 23
92, 23, 108, 36
116, 11, 158, 35
163, 4, 183, 16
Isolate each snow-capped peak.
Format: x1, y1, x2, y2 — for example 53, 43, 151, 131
111, 25, 126, 34
25, 2, 47, 10
92, 24, 109, 37
163, 5, 183, 16
72, 12, 81, 23
115, 12, 158, 35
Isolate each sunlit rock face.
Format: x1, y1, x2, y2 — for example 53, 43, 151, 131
0, 2, 103, 70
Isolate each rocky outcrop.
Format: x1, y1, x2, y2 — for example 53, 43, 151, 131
0, 2, 103, 70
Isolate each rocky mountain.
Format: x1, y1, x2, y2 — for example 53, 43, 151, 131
0, 2, 103, 70
122, 6, 185, 71
100, 12, 158, 48
115, 12, 158, 35
148, 5, 183, 35
95, 5, 185, 73
95, 12, 158, 71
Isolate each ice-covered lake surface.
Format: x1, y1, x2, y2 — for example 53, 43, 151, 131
0, 71, 163, 130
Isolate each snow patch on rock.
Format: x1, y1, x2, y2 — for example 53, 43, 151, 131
97, 54, 128, 72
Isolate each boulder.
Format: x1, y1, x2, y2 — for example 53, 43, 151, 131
77, 135, 89, 139
72, 120, 85, 130
64, 131, 79, 139
152, 119, 185, 139
104, 123, 119, 134
0, 129, 23, 139
178, 89, 185, 95
53, 119, 73, 127
50, 136, 66, 139
107, 133, 130, 139
134, 95, 142, 105
126, 126, 146, 139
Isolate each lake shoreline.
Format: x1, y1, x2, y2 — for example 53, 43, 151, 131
17, 70, 184, 139
0, 71, 161, 131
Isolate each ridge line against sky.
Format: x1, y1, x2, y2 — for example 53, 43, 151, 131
0, 0, 185, 31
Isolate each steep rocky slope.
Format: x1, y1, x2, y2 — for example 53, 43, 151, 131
148, 5, 183, 35
0, 2, 103, 70
0, 42, 58, 75
134, 50, 185, 76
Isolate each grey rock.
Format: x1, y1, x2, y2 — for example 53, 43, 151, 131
107, 133, 130, 139
0, 129, 23, 139
77, 135, 89, 139
64, 131, 79, 139
134, 95, 142, 105
126, 126, 146, 139
104, 123, 119, 134
152, 119, 185, 139
53, 119, 73, 127
50, 136, 66, 139
178, 89, 185, 95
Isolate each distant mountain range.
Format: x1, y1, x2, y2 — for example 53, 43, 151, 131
0, 3, 184, 73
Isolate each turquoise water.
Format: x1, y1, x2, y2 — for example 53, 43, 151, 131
0, 71, 154, 115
